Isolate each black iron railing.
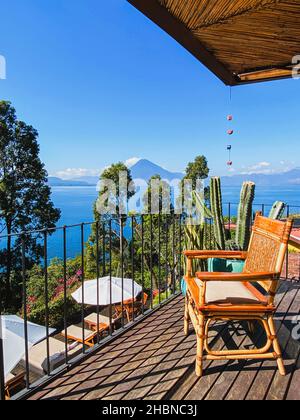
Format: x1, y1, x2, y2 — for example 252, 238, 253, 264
0, 202, 300, 400
0, 214, 183, 400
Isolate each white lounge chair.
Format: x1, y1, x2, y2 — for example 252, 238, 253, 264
20, 336, 82, 376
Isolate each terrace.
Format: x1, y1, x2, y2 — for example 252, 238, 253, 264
24, 283, 300, 401
1, 0, 300, 402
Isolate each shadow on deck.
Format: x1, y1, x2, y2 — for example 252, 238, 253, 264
25, 281, 300, 400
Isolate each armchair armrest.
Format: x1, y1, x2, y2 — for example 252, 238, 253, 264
184, 250, 247, 260
195, 271, 279, 282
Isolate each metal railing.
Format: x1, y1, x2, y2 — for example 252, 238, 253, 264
0, 214, 183, 400
0, 202, 300, 400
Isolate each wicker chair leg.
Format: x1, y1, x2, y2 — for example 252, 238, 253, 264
184, 297, 190, 336
195, 315, 205, 377
268, 315, 286, 376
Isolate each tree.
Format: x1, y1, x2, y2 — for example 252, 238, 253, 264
184, 155, 209, 190
86, 162, 135, 279
0, 101, 60, 308
143, 174, 173, 214
178, 155, 210, 216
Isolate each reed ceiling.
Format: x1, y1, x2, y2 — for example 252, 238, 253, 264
128, 0, 300, 85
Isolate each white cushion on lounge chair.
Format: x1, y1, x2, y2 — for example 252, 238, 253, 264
195, 279, 261, 305
84, 313, 110, 326
61, 325, 95, 341
20, 337, 81, 376
5, 373, 15, 383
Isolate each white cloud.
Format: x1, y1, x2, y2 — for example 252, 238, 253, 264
237, 160, 298, 176
240, 161, 273, 175
53, 168, 101, 180
125, 157, 141, 168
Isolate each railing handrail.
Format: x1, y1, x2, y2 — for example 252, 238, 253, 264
1, 202, 300, 239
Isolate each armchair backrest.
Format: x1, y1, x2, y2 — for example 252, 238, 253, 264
243, 213, 293, 295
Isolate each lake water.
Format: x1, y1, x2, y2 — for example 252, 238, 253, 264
2, 186, 300, 261
45, 185, 300, 260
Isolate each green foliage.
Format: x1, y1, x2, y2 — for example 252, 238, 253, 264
25, 258, 82, 328
235, 182, 255, 251
184, 155, 209, 188
0, 101, 60, 309
183, 191, 213, 273
210, 177, 226, 250
143, 174, 172, 214
269, 201, 286, 220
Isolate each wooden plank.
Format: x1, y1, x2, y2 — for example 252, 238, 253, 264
224, 282, 293, 400
245, 285, 300, 400
27, 296, 184, 400
63, 301, 186, 400
266, 285, 300, 400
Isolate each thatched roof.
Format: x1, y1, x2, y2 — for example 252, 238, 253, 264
128, 0, 300, 85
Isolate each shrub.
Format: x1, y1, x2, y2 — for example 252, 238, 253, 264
25, 258, 83, 328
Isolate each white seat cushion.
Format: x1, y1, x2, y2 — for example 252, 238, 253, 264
195, 279, 261, 305
20, 337, 82, 376
61, 325, 95, 341
5, 373, 15, 384
84, 313, 110, 326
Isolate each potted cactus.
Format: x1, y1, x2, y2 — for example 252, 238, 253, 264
208, 177, 255, 273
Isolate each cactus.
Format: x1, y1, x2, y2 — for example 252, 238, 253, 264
235, 181, 255, 250
184, 191, 212, 273
269, 201, 286, 220
210, 177, 226, 250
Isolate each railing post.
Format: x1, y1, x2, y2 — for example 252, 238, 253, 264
150, 214, 153, 309
96, 221, 100, 344
63, 226, 68, 364
22, 236, 30, 390
131, 216, 135, 322
286, 205, 290, 280
44, 230, 50, 376
141, 215, 145, 315
120, 217, 124, 328
158, 212, 161, 305
80, 224, 85, 353
165, 217, 169, 299
0, 304, 5, 401
109, 219, 113, 335
172, 213, 176, 295
178, 214, 182, 287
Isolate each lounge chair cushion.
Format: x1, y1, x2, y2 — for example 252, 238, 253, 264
5, 373, 15, 384
20, 337, 81, 376
195, 279, 261, 305
61, 325, 95, 341
84, 313, 110, 326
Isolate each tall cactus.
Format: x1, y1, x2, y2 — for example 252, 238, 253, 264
269, 201, 286, 220
235, 181, 255, 250
210, 177, 226, 250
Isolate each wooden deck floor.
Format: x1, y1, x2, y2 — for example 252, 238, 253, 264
26, 281, 300, 400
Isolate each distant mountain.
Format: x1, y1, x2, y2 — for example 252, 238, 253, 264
48, 177, 93, 187
221, 168, 300, 186
69, 176, 100, 185
129, 159, 183, 181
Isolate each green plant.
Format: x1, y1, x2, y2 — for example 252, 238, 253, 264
210, 177, 226, 250
269, 201, 286, 220
235, 181, 255, 250
25, 258, 83, 328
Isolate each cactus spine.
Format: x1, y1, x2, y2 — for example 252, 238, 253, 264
210, 177, 226, 250
268, 201, 286, 220
235, 181, 255, 250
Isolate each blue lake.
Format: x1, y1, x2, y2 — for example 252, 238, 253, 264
46, 185, 300, 260
1, 185, 300, 261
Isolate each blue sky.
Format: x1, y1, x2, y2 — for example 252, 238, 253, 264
0, 0, 299, 178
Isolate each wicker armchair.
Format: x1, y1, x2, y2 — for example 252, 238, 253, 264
184, 213, 293, 377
